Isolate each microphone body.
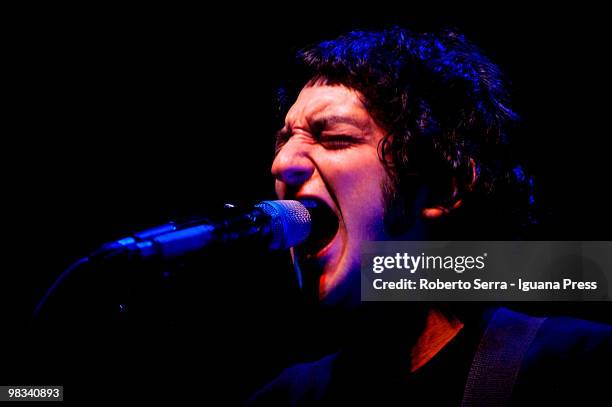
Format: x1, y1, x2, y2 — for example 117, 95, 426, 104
92, 200, 312, 262
33, 200, 313, 319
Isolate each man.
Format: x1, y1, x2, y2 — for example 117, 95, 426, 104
250, 27, 611, 405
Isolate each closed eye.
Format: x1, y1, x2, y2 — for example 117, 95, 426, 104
275, 128, 292, 154
319, 135, 361, 150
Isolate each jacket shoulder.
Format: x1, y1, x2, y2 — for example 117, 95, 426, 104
510, 315, 611, 405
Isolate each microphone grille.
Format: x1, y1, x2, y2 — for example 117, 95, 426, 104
256, 200, 312, 250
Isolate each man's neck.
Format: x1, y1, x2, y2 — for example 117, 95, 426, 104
410, 307, 464, 372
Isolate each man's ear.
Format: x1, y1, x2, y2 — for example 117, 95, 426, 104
421, 158, 479, 219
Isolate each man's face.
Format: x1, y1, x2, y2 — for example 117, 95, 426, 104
272, 84, 391, 305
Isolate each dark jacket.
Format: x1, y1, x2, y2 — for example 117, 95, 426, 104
249, 307, 612, 406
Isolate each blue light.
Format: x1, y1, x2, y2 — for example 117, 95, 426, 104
513, 165, 526, 183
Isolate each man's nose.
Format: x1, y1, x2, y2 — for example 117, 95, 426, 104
271, 138, 315, 187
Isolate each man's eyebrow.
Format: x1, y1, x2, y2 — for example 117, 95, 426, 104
310, 115, 365, 130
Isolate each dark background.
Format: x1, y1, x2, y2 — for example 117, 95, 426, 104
4, 4, 611, 404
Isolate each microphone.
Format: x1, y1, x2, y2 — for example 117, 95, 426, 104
33, 200, 314, 319
92, 200, 312, 262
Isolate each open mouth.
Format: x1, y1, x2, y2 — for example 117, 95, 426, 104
297, 197, 340, 257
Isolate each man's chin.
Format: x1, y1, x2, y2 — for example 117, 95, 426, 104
317, 268, 362, 309
294, 248, 362, 307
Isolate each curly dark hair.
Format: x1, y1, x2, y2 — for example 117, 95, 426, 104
276, 27, 536, 238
